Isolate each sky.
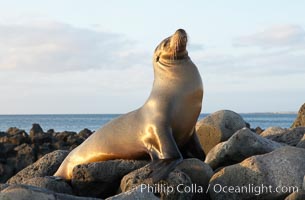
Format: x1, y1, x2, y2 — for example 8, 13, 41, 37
0, 0, 305, 114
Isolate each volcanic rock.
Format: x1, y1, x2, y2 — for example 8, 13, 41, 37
7, 150, 69, 184
0, 184, 101, 200
261, 127, 305, 146
120, 165, 193, 200
196, 110, 246, 154
291, 103, 305, 128
209, 146, 305, 200
71, 159, 149, 198
205, 128, 284, 169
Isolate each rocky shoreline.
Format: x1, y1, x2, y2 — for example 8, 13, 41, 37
0, 103, 305, 200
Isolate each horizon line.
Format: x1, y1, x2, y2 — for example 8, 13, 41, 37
0, 112, 298, 115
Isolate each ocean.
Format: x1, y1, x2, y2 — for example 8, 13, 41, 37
0, 113, 297, 133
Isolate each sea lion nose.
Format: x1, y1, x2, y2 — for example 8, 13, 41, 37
176, 29, 186, 35
174, 29, 187, 43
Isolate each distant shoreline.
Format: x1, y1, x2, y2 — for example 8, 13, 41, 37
0, 113, 296, 132
0, 112, 298, 116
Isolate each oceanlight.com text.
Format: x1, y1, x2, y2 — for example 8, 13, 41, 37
212, 184, 299, 196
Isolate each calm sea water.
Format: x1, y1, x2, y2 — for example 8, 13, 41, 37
0, 113, 297, 133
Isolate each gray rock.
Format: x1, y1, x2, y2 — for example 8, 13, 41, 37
120, 165, 193, 200
47, 129, 55, 134
176, 158, 213, 200
30, 123, 44, 137
106, 185, 160, 200
205, 128, 284, 169
0, 131, 8, 138
254, 126, 264, 134
0, 163, 14, 183
7, 150, 69, 184
54, 131, 82, 150
37, 142, 55, 159
29, 123, 54, 145
291, 103, 305, 128
209, 146, 305, 200
78, 128, 93, 139
54, 131, 77, 142
261, 127, 305, 146
14, 143, 36, 171
0, 184, 101, 200
296, 134, 305, 149
0, 143, 16, 158
285, 190, 305, 200
71, 159, 149, 198
260, 126, 287, 137
66, 135, 83, 148
23, 176, 73, 195
0, 128, 30, 145
0, 184, 9, 192
196, 110, 246, 154
6, 127, 22, 135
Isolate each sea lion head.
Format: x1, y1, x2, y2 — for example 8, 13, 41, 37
154, 29, 189, 64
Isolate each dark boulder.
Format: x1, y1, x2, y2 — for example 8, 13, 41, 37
29, 123, 44, 137
6, 127, 23, 135
0, 164, 14, 183
30, 124, 53, 144
54, 131, 82, 150
261, 127, 305, 146
0, 143, 16, 158
23, 176, 73, 195
14, 143, 36, 172
7, 150, 69, 184
78, 128, 93, 139
0, 128, 30, 145
291, 103, 305, 128
0, 184, 102, 200
36, 142, 55, 159
176, 158, 213, 200
71, 159, 149, 198
120, 165, 193, 200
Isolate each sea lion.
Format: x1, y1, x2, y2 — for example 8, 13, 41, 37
54, 29, 205, 182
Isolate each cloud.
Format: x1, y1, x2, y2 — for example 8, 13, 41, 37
194, 24, 305, 79
0, 65, 154, 114
233, 24, 305, 48
193, 25, 305, 96
195, 49, 305, 78
0, 21, 149, 72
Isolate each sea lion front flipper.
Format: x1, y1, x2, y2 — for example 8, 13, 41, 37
145, 125, 183, 183
148, 158, 183, 183
181, 128, 206, 160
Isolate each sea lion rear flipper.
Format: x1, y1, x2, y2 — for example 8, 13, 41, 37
181, 129, 206, 160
